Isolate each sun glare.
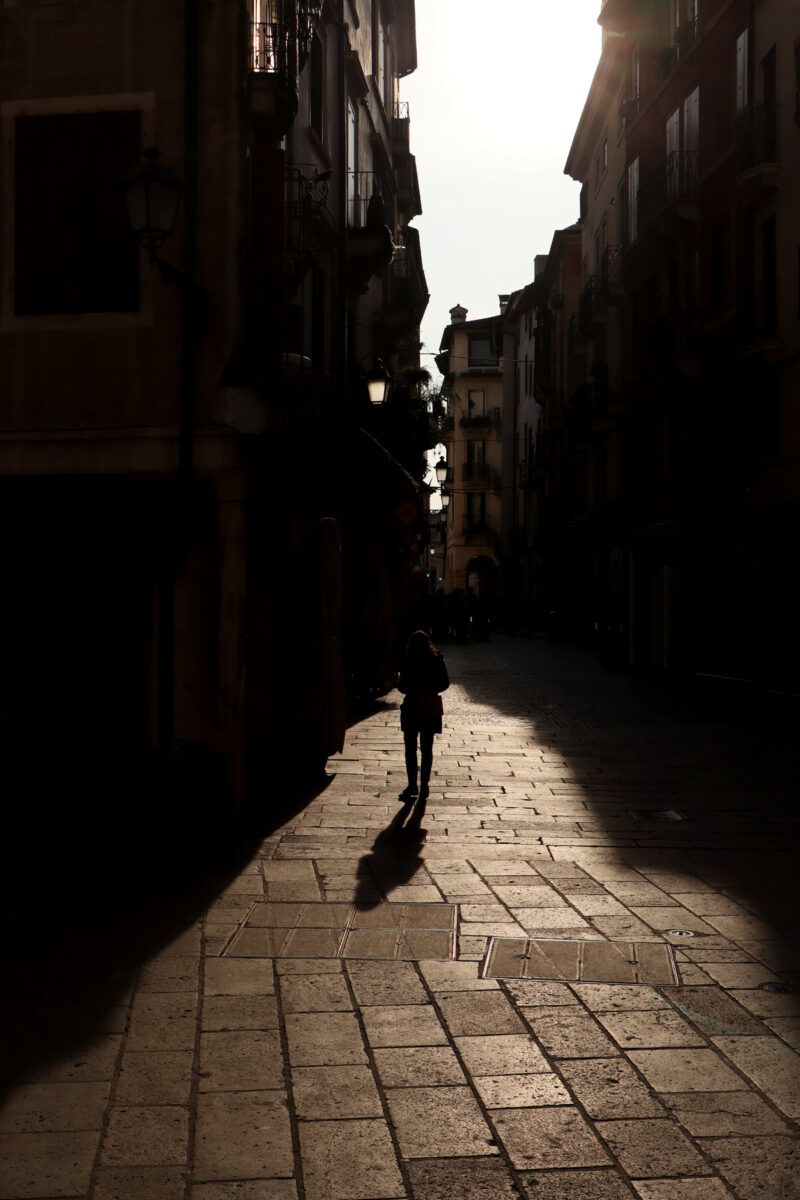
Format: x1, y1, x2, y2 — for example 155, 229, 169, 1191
404, 0, 603, 355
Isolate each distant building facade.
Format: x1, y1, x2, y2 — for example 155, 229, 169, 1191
435, 304, 503, 598
499, 282, 540, 617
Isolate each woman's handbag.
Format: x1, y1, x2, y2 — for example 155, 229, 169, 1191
419, 692, 444, 717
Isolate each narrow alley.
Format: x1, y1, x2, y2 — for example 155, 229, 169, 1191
2, 634, 799, 1200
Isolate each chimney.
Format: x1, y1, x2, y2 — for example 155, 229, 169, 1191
449, 304, 468, 325
498, 294, 510, 315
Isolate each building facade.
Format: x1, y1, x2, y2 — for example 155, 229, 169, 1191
524, 0, 800, 681
0, 0, 429, 826
499, 282, 540, 620
435, 304, 504, 598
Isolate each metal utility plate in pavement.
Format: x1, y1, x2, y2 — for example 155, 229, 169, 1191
481, 937, 680, 986
223, 901, 458, 961
629, 808, 688, 822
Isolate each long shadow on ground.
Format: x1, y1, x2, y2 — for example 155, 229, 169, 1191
0, 752, 333, 1101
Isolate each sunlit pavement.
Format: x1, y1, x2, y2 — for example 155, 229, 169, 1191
2, 634, 799, 1200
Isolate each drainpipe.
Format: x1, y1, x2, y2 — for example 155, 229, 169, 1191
159, 0, 200, 761
180, 0, 199, 492
336, 0, 349, 424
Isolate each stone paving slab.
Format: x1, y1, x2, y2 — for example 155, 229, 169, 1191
4, 634, 800, 1199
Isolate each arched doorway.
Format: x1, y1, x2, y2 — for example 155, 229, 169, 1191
465, 555, 498, 600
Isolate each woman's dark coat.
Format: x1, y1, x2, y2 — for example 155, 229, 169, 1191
398, 651, 450, 735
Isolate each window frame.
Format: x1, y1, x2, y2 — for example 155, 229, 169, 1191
1, 91, 155, 332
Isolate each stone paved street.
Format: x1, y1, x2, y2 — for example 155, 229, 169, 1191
2, 634, 799, 1199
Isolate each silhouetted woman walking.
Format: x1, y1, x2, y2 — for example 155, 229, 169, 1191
397, 629, 450, 802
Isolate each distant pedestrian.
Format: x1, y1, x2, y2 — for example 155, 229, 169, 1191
397, 629, 450, 802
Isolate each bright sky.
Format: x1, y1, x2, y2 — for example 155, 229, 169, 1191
402, 0, 603, 372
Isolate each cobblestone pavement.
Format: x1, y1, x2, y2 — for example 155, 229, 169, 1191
2, 635, 800, 1200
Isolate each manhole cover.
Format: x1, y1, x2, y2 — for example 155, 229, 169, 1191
668, 929, 697, 938
481, 937, 680, 985
630, 809, 688, 822
224, 901, 458, 961
759, 981, 794, 994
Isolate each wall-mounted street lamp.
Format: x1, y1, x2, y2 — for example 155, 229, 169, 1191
440, 489, 451, 508
364, 357, 392, 406
434, 456, 448, 484
122, 148, 186, 260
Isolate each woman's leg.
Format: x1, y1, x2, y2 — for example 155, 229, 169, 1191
403, 729, 419, 794
419, 729, 434, 798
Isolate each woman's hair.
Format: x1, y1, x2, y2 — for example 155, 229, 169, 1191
406, 629, 437, 661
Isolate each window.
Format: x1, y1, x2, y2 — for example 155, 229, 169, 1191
683, 86, 700, 192
467, 389, 486, 416
309, 33, 324, 140
666, 106, 680, 199
346, 98, 357, 225
736, 30, 749, 112
14, 110, 140, 316
374, 6, 393, 113
627, 156, 639, 243
466, 439, 486, 467
381, 19, 393, 112
468, 335, 496, 366
465, 440, 486, 483
595, 137, 608, 187
466, 492, 486, 527
762, 44, 776, 106
631, 44, 640, 103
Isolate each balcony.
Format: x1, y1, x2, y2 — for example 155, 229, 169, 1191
392, 101, 410, 159
461, 520, 493, 543
346, 172, 393, 292
600, 245, 623, 298
638, 151, 698, 234
673, 17, 698, 61
579, 278, 602, 333
736, 105, 780, 199
461, 462, 492, 486
459, 413, 492, 431
247, 7, 300, 137
284, 166, 330, 284
384, 228, 428, 337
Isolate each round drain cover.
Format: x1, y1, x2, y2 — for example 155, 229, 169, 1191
668, 929, 697, 938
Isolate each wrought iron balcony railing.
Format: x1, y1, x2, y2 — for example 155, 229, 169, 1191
250, 17, 286, 74
461, 520, 492, 538
638, 151, 698, 231
347, 172, 386, 229
600, 244, 622, 292
462, 462, 491, 484
459, 414, 492, 430
249, 3, 322, 78
736, 105, 779, 173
